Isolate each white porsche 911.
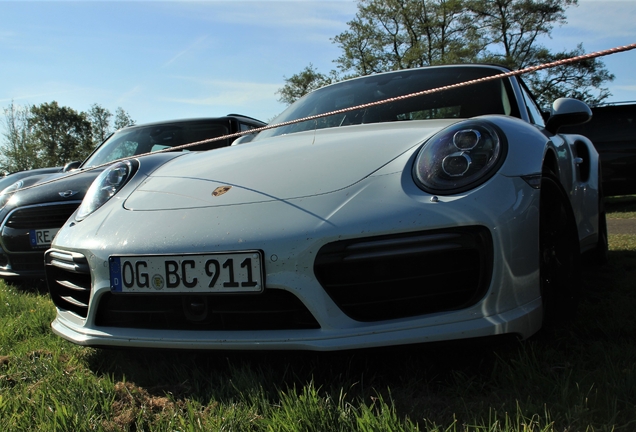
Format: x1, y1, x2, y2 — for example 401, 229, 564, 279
45, 64, 606, 350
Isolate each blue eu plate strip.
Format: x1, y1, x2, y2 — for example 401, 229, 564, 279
109, 257, 122, 292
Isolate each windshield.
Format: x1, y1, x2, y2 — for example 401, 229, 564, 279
82, 121, 230, 168
256, 66, 519, 141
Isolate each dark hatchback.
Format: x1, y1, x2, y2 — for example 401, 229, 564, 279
0, 114, 265, 281
0, 166, 64, 193
561, 102, 636, 196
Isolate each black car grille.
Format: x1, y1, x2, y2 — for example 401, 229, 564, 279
314, 226, 493, 322
95, 290, 320, 331
6, 255, 44, 272
5, 203, 79, 229
45, 250, 92, 318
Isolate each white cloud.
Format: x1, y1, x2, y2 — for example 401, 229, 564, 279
163, 79, 282, 107
162, 35, 211, 69
162, 1, 356, 32
557, 1, 636, 40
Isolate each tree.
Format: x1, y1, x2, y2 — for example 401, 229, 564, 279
1, 102, 136, 172
28, 101, 93, 167
88, 103, 113, 145
114, 107, 135, 131
277, 64, 337, 105
0, 102, 38, 173
277, 0, 613, 108
333, 0, 480, 75
87, 104, 135, 144
466, 0, 613, 108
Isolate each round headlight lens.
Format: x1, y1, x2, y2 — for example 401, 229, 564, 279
0, 180, 24, 208
413, 121, 507, 194
76, 160, 136, 221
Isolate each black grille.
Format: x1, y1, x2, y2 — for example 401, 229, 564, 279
6, 203, 79, 229
314, 226, 493, 322
45, 250, 91, 318
6, 255, 43, 272
95, 290, 320, 331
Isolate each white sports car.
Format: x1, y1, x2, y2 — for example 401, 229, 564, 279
45, 65, 605, 350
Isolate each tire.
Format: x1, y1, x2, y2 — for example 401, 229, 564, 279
591, 166, 609, 265
539, 171, 581, 326
592, 204, 609, 265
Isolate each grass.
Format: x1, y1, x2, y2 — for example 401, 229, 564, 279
0, 202, 634, 430
606, 195, 636, 219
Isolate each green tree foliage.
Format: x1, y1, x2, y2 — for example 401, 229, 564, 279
0, 102, 136, 173
466, 0, 613, 108
88, 104, 135, 145
523, 44, 614, 108
87, 103, 113, 145
333, 0, 480, 75
0, 102, 39, 173
278, 0, 613, 109
29, 102, 93, 167
113, 107, 136, 131
276, 64, 337, 105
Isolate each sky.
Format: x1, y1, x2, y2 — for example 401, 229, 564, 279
1, 0, 635, 126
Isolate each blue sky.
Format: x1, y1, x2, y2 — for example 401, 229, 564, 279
1, 0, 635, 126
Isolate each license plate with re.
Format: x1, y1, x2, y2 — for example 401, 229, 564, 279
30, 228, 60, 248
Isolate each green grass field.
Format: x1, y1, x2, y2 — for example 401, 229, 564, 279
0, 200, 634, 431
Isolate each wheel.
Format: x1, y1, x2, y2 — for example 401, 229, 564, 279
590, 165, 609, 265
539, 171, 581, 326
582, 163, 608, 265
592, 202, 609, 265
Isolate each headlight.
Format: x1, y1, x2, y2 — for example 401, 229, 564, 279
413, 121, 507, 194
76, 160, 137, 221
0, 180, 24, 208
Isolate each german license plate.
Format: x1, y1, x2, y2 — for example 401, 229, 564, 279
109, 251, 263, 293
30, 228, 59, 248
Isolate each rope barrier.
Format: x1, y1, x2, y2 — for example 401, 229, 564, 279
6, 43, 636, 193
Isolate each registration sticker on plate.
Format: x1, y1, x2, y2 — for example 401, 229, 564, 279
29, 228, 60, 248
109, 251, 264, 293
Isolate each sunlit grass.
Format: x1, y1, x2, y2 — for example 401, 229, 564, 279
606, 195, 636, 219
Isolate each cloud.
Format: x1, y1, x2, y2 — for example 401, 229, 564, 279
559, 1, 636, 39
161, 78, 282, 107
613, 84, 636, 92
162, 35, 210, 68
161, 1, 356, 32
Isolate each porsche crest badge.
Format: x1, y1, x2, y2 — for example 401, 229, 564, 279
212, 186, 232, 197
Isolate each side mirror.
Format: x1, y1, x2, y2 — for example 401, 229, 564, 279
545, 98, 592, 134
62, 161, 81, 172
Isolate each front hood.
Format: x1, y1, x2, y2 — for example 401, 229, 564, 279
7, 169, 102, 208
124, 120, 456, 211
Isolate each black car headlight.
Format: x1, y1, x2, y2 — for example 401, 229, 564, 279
0, 180, 23, 208
76, 160, 137, 221
413, 121, 507, 194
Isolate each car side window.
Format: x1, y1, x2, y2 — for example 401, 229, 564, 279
520, 84, 546, 127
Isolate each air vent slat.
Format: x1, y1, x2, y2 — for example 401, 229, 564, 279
56, 279, 90, 292
60, 295, 88, 308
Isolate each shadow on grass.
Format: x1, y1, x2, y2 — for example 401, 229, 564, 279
5, 278, 49, 296
78, 245, 636, 427
84, 333, 515, 399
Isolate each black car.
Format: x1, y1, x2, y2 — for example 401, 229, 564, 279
0, 114, 265, 281
0, 166, 64, 194
561, 102, 636, 196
